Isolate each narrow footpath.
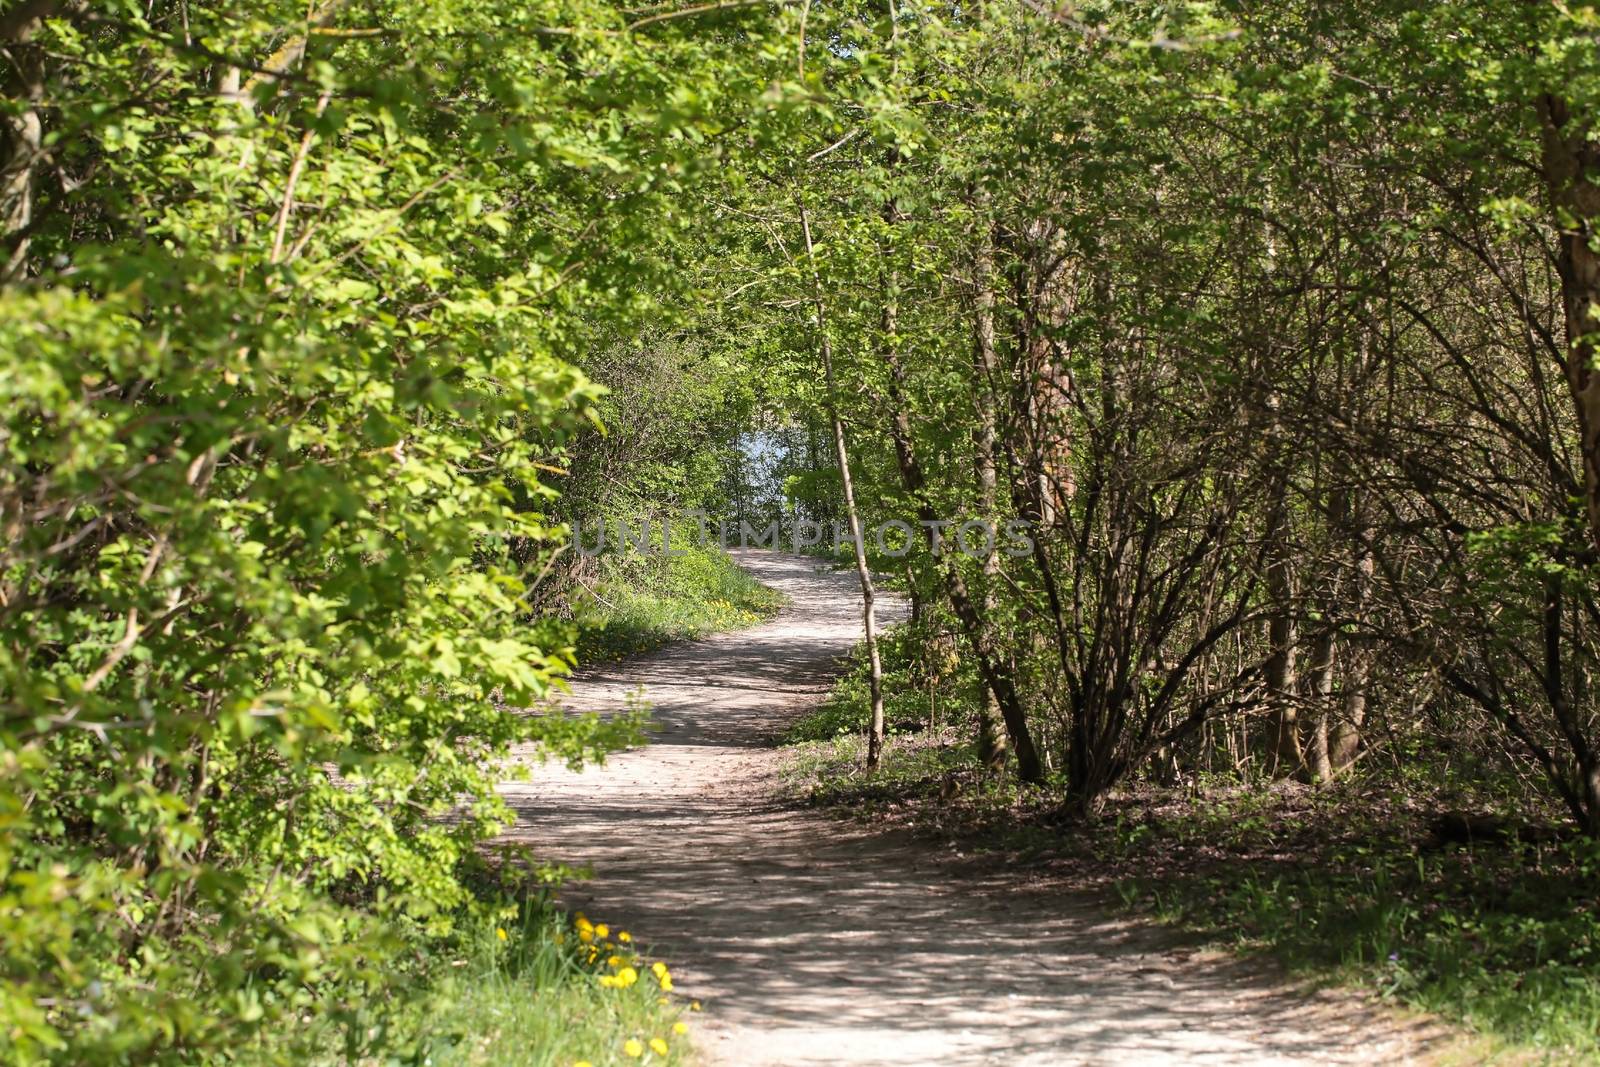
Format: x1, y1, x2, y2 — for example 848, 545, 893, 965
502, 551, 1452, 1066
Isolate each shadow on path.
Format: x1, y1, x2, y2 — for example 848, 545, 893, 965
500, 551, 1454, 1066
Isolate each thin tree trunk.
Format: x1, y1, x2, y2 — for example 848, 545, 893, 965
1331, 653, 1369, 774
1305, 627, 1335, 782
0, 2, 57, 282
968, 216, 1009, 775
1329, 494, 1374, 777
878, 243, 1043, 784
905, 564, 923, 626
797, 197, 886, 769
1263, 407, 1301, 776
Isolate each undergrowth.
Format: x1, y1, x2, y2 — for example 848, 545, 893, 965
287, 858, 695, 1067
1107, 789, 1600, 1060
573, 545, 785, 663
780, 623, 976, 744
786, 627, 1600, 1062
412, 901, 695, 1067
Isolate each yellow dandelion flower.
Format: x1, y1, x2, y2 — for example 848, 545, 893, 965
496, 928, 508, 942
689, 1001, 701, 1012
607, 955, 624, 968
651, 962, 668, 979
650, 1038, 669, 1056
575, 916, 594, 933
595, 924, 610, 939
616, 965, 639, 987
623, 1038, 644, 1058
659, 976, 673, 992
673, 1021, 688, 1035
618, 931, 632, 942
578, 929, 594, 943
598, 975, 621, 988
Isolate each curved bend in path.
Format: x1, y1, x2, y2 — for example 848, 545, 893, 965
502, 551, 1450, 1066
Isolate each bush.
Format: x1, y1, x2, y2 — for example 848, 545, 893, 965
0, 1, 730, 1059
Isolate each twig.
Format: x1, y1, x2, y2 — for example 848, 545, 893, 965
806, 128, 862, 164
627, 0, 784, 31
270, 90, 332, 264
82, 609, 140, 693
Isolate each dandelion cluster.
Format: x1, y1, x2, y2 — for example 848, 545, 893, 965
565, 912, 689, 1063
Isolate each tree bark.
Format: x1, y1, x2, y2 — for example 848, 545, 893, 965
1331, 653, 1368, 774
1328, 496, 1374, 778
1304, 627, 1335, 782
1263, 399, 1301, 776
1539, 93, 1600, 561
967, 215, 1010, 775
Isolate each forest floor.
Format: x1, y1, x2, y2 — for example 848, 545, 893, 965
501, 550, 1469, 1066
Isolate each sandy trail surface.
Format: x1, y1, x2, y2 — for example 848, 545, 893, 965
501, 551, 1455, 1066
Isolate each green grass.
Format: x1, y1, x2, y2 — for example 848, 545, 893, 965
1107, 790, 1600, 1061
786, 627, 1600, 1062
287, 877, 696, 1067
415, 901, 695, 1067
573, 546, 785, 664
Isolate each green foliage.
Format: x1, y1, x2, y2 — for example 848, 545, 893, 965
782, 622, 977, 744
574, 544, 785, 663
0, 0, 777, 1061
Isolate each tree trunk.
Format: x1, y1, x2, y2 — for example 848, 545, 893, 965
1539, 94, 1600, 561
1328, 500, 1374, 777
797, 198, 886, 769
0, 2, 57, 282
968, 216, 1010, 776
1304, 627, 1335, 782
905, 564, 923, 627
1263, 411, 1301, 776
1331, 653, 1369, 774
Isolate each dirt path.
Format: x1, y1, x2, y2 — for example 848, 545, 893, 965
502, 551, 1455, 1066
